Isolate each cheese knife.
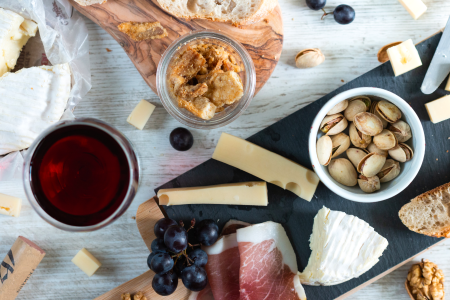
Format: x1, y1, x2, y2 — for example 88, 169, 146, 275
421, 17, 450, 94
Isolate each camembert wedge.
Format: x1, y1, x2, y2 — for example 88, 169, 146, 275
299, 206, 388, 286
0, 8, 38, 76
0, 64, 71, 155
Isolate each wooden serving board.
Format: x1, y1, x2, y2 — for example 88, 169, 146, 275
70, 0, 283, 94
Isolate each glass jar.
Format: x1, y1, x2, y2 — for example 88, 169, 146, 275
157, 30, 256, 129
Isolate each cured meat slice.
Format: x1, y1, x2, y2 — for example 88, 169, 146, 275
188, 285, 215, 300
237, 221, 307, 300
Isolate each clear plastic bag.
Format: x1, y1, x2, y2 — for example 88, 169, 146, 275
0, 0, 91, 180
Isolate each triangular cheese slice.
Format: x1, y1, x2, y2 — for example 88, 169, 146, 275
298, 206, 388, 286
0, 63, 71, 155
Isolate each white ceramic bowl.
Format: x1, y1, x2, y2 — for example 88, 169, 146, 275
308, 87, 425, 203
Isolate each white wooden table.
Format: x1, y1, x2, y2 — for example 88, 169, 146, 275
1, 0, 450, 299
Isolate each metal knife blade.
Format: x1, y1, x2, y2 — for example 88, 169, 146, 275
421, 17, 450, 94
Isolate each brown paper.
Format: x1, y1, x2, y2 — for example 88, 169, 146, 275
0, 236, 46, 300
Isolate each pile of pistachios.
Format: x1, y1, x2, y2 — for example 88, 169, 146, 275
316, 96, 413, 193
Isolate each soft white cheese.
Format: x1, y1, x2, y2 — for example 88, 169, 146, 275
0, 64, 71, 155
0, 8, 38, 77
298, 206, 389, 286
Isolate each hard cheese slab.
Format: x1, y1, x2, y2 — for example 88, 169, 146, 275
157, 32, 449, 299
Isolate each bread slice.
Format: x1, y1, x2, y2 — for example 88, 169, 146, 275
156, 0, 278, 26
399, 182, 450, 238
74, 0, 107, 6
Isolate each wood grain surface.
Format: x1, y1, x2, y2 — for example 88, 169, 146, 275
69, 0, 283, 94
94, 198, 190, 300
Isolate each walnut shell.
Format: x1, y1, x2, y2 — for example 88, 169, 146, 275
295, 48, 325, 69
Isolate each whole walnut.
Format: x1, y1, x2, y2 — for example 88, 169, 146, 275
406, 259, 445, 300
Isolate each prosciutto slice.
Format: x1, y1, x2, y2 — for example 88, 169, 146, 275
236, 221, 307, 300
188, 285, 215, 300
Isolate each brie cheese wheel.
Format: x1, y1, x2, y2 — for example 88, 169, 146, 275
298, 206, 388, 286
0, 8, 38, 77
0, 64, 71, 155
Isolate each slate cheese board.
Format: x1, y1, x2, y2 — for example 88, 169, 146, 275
156, 32, 450, 299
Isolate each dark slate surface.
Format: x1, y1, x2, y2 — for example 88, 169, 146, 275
157, 33, 450, 299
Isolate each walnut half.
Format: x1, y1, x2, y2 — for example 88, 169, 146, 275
121, 292, 147, 300
406, 259, 445, 300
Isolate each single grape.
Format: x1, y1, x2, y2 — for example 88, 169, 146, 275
174, 256, 188, 277
333, 4, 355, 25
152, 272, 178, 296
147, 252, 157, 270
150, 252, 175, 274
196, 219, 219, 246
189, 249, 208, 267
306, 0, 326, 10
154, 218, 178, 239
170, 128, 194, 151
181, 265, 208, 291
151, 238, 168, 253
164, 225, 188, 253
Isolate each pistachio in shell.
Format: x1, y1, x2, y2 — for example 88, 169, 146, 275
377, 159, 401, 183
354, 112, 384, 136
388, 143, 414, 162
370, 100, 388, 128
367, 143, 388, 157
358, 175, 381, 193
295, 48, 325, 69
330, 133, 351, 158
328, 158, 358, 187
316, 135, 333, 166
327, 100, 349, 115
349, 122, 372, 149
346, 148, 369, 168
376, 100, 402, 123
388, 120, 412, 143
373, 129, 398, 150
357, 153, 387, 177
344, 98, 370, 122
320, 113, 348, 135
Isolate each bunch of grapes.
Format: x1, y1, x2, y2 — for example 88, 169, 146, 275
148, 218, 219, 296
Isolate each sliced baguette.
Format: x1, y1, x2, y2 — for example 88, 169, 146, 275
399, 182, 450, 238
74, 0, 107, 6
156, 0, 278, 26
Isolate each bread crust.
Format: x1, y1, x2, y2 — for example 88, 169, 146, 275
399, 182, 450, 238
74, 0, 107, 6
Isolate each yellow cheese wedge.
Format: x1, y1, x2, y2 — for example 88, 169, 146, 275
158, 182, 268, 206
425, 95, 450, 124
398, 0, 427, 20
72, 248, 102, 277
127, 99, 155, 130
387, 39, 422, 77
445, 76, 450, 92
0, 192, 22, 217
212, 133, 319, 201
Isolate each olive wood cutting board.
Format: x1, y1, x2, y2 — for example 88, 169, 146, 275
155, 31, 450, 299
69, 0, 283, 94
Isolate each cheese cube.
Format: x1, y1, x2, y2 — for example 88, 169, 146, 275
127, 99, 155, 130
72, 248, 102, 277
398, 0, 427, 20
425, 95, 450, 124
0, 193, 22, 217
445, 76, 450, 92
387, 39, 422, 76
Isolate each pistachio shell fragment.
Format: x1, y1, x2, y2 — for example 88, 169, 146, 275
349, 122, 372, 149
388, 143, 414, 162
346, 148, 369, 168
367, 143, 388, 157
327, 100, 349, 115
354, 112, 384, 136
373, 129, 398, 150
344, 99, 369, 122
357, 153, 386, 178
331, 133, 351, 158
317, 135, 333, 166
377, 42, 402, 63
295, 48, 325, 69
388, 120, 412, 143
376, 100, 402, 123
320, 113, 348, 135
358, 175, 381, 193
377, 159, 401, 182
328, 158, 358, 187
370, 101, 388, 128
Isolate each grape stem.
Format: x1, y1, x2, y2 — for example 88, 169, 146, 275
321, 8, 333, 20
188, 243, 200, 248
186, 219, 196, 233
